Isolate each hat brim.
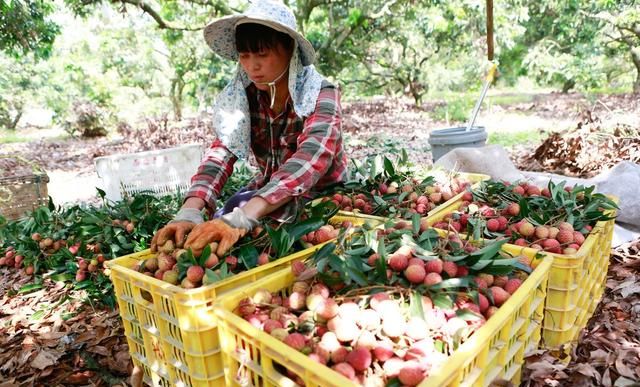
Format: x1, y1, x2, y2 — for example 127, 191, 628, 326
203, 15, 316, 66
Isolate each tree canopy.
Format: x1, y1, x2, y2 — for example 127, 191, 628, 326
0, 0, 638, 130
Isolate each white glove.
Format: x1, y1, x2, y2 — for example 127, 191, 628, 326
221, 207, 259, 230
169, 208, 205, 224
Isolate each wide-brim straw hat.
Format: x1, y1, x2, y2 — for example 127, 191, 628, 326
203, 0, 316, 66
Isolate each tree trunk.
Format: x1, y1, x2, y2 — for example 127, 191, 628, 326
170, 77, 184, 121
9, 110, 22, 130
631, 47, 640, 93
561, 79, 575, 93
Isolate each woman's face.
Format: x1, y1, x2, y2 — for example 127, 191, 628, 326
239, 43, 292, 90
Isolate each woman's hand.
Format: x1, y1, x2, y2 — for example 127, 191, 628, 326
184, 219, 247, 256
151, 222, 196, 252
150, 203, 205, 252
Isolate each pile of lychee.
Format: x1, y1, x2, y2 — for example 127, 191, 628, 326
432, 182, 597, 255
0, 246, 31, 274
133, 239, 274, 289
230, 225, 532, 386
321, 177, 472, 218
111, 219, 135, 234
301, 222, 349, 247
235, 269, 523, 386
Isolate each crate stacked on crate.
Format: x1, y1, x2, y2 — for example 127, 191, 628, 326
214, 223, 553, 387
0, 155, 49, 220
107, 215, 377, 387
425, 179, 618, 352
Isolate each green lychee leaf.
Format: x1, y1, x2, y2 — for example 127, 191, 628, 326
468, 238, 508, 261
411, 213, 420, 235
431, 293, 454, 309
286, 217, 324, 241
238, 245, 259, 269
409, 290, 425, 320
345, 265, 368, 287
429, 277, 472, 290
386, 378, 401, 387
197, 244, 211, 267
455, 308, 483, 321
374, 254, 387, 281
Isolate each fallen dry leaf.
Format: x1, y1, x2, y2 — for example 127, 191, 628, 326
30, 349, 63, 370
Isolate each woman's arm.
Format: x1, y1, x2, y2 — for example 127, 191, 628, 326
249, 84, 343, 218
184, 139, 238, 212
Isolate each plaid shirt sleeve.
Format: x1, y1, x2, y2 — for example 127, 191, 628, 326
185, 139, 237, 210
256, 85, 342, 204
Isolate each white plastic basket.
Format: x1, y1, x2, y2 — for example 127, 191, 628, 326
94, 144, 204, 201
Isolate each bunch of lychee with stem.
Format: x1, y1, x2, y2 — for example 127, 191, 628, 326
432, 180, 615, 255
320, 176, 473, 218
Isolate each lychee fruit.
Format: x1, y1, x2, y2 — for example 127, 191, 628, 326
257, 253, 270, 265
162, 270, 179, 285
557, 229, 574, 244
186, 265, 204, 283
181, 278, 197, 289
332, 362, 356, 381
442, 261, 458, 278
263, 319, 283, 333
346, 347, 372, 372
369, 293, 390, 311
283, 333, 306, 351
383, 357, 405, 378
490, 286, 510, 306
486, 218, 500, 232
398, 361, 427, 386
519, 221, 535, 237
424, 272, 443, 286
388, 254, 408, 272
535, 226, 549, 240
373, 340, 394, 362
331, 346, 350, 365
504, 278, 522, 295
573, 231, 586, 245
493, 275, 508, 288
404, 264, 426, 284
424, 258, 443, 274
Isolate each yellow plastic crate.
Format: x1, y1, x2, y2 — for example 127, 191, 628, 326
426, 197, 617, 352
107, 216, 377, 387
214, 250, 553, 387
335, 171, 490, 223
503, 213, 615, 351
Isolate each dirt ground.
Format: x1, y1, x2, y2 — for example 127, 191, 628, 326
0, 91, 638, 205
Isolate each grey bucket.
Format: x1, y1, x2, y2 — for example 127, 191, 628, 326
428, 126, 487, 162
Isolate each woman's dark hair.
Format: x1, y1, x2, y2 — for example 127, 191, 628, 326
235, 23, 294, 54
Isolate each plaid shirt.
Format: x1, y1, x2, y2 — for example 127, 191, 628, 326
186, 81, 347, 217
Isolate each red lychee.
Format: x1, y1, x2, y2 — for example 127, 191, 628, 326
442, 261, 458, 277
424, 258, 443, 274
423, 272, 443, 286
487, 218, 500, 232
346, 347, 372, 372
283, 333, 306, 351
504, 278, 522, 295
332, 362, 356, 381
519, 221, 535, 237
398, 361, 427, 386
557, 229, 574, 244
388, 254, 409, 272
490, 286, 510, 306
404, 264, 426, 284
186, 265, 204, 283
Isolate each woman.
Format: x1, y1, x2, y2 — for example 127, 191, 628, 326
151, 0, 347, 257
